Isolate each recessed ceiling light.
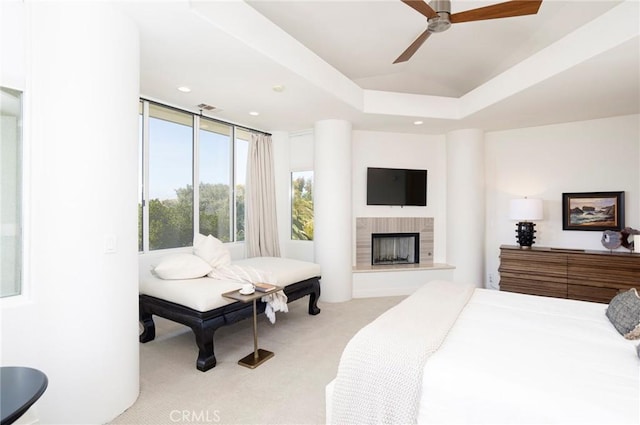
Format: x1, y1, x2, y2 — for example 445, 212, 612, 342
414, 120, 424, 125
249, 111, 260, 116
272, 85, 285, 93
177, 86, 191, 93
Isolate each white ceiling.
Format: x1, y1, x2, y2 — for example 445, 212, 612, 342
119, 0, 640, 134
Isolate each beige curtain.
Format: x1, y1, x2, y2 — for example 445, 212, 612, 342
245, 133, 281, 257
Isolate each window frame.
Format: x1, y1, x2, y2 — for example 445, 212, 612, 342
138, 99, 257, 252
1, 86, 25, 299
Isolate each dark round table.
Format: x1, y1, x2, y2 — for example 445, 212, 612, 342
0, 367, 48, 425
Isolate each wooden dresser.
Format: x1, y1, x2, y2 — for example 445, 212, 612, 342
498, 245, 640, 303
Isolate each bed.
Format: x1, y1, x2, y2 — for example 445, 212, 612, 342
326, 280, 640, 424
139, 254, 321, 372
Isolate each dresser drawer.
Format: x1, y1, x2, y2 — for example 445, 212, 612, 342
500, 245, 640, 303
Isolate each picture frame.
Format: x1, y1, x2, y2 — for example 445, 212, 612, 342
562, 191, 624, 231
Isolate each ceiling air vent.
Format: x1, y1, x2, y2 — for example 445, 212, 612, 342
197, 103, 216, 111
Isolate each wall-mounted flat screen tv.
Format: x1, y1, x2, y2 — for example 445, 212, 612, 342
367, 167, 427, 206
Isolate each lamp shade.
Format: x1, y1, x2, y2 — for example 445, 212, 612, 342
509, 198, 543, 221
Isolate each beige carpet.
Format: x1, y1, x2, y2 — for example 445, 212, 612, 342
111, 295, 404, 425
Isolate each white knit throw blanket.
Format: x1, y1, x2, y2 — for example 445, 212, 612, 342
331, 280, 475, 424
207, 264, 288, 323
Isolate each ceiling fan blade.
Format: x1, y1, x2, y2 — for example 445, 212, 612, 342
393, 29, 432, 64
450, 0, 542, 24
401, 0, 438, 19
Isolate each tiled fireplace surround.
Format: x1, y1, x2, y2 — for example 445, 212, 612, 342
355, 217, 434, 269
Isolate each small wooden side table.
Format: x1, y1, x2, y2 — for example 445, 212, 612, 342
222, 285, 283, 368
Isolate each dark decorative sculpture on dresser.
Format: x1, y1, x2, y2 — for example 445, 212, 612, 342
601, 227, 639, 252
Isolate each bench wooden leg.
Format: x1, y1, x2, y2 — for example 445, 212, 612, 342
190, 324, 217, 372
139, 311, 156, 343
308, 281, 321, 316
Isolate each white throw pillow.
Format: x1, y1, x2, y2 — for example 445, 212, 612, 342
153, 253, 213, 280
193, 233, 231, 269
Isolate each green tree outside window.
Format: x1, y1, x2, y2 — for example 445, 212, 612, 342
291, 171, 314, 241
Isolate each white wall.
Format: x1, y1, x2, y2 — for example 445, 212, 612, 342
1, 2, 140, 423
485, 114, 640, 288
1, 1, 25, 90
282, 128, 451, 298
353, 267, 454, 298
352, 130, 448, 264
446, 129, 485, 286
285, 115, 639, 292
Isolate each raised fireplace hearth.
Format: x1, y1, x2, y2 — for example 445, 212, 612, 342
371, 232, 419, 265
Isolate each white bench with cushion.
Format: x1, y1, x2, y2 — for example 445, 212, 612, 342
138, 236, 321, 371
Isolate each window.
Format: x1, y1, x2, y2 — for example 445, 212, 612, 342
198, 118, 231, 241
138, 100, 251, 251
1, 87, 22, 298
291, 171, 314, 241
234, 129, 250, 241
147, 104, 194, 250
138, 102, 143, 252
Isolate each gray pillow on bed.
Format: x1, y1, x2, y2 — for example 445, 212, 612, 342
606, 288, 640, 340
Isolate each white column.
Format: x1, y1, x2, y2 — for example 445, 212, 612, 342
446, 129, 485, 287
23, 3, 139, 423
314, 120, 352, 302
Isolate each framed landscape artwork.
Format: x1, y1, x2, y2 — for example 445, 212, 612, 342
562, 191, 624, 231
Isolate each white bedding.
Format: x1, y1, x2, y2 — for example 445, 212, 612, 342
327, 287, 640, 424
331, 281, 474, 424
139, 256, 321, 312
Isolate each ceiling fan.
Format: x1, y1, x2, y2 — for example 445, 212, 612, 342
394, 0, 543, 63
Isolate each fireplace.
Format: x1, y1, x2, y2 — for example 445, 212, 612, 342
356, 217, 434, 269
371, 232, 420, 265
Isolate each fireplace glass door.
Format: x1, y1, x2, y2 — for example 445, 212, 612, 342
371, 232, 419, 265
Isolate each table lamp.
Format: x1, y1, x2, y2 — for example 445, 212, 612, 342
509, 198, 543, 248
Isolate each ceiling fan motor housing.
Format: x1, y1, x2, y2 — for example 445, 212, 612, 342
428, 0, 452, 32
